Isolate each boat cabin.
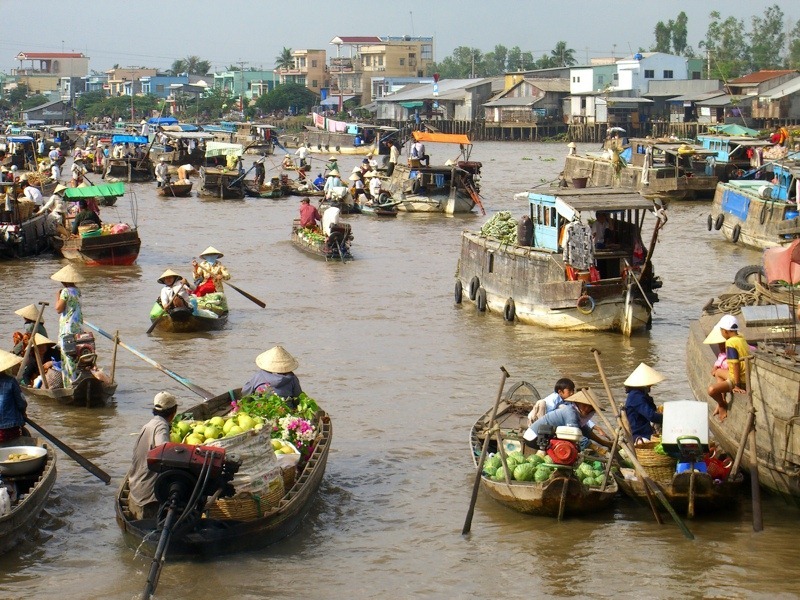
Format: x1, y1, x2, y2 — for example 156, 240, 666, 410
623, 138, 716, 177
696, 134, 773, 179
156, 130, 213, 164
0, 135, 39, 171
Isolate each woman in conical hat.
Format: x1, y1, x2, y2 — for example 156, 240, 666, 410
192, 246, 230, 297
0, 349, 27, 443
242, 345, 302, 406
12, 304, 48, 355
51, 264, 85, 387
623, 363, 664, 443
19, 333, 61, 388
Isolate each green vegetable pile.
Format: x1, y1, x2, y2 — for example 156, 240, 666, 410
480, 211, 517, 245
298, 227, 326, 244
575, 460, 607, 487
235, 391, 320, 421
653, 443, 667, 456
482, 451, 556, 482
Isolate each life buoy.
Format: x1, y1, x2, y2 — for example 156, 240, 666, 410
576, 295, 596, 315
707, 214, 713, 231
731, 224, 741, 244
468, 276, 480, 301
714, 214, 724, 230
454, 280, 463, 304
476, 287, 487, 312
503, 298, 516, 322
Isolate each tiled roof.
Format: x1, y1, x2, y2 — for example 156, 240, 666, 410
729, 70, 797, 84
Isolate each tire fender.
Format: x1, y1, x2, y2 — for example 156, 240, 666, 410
714, 214, 724, 230
454, 280, 463, 304
476, 287, 487, 312
468, 276, 480, 301
731, 224, 741, 244
707, 214, 713, 231
576, 295, 596, 315
503, 298, 516, 322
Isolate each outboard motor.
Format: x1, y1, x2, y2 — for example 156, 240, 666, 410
536, 425, 580, 466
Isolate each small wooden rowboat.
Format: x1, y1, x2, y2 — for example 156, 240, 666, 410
291, 220, 353, 262
21, 356, 117, 408
115, 388, 332, 556
0, 436, 57, 555
150, 306, 228, 334
469, 381, 618, 517
157, 182, 193, 198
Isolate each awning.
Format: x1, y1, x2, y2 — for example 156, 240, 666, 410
400, 101, 424, 109
412, 131, 471, 145
6, 136, 34, 143
111, 135, 148, 145
162, 131, 214, 140
205, 141, 243, 157
63, 182, 125, 199
320, 95, 355, 106
149, 117, 178, 125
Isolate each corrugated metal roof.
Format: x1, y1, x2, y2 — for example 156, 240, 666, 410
729, 69, 797, 84
759, 75, 800, 100
376, 79, 489, 102
669, 91, 726, 103
645, 79, 723, 98
524, 78, 569, 92
696, 94, 753, 107
484, 97, 540, 108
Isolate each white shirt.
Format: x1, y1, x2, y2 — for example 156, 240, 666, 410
295, 146, 310, 160
160, 280, 192, 308
322, 206, 340, 236
389, 145, 399, 164
23, 186, 44, 206
155, 163, 169, 182
369, 176, 382, 197
40, 193, 66, 215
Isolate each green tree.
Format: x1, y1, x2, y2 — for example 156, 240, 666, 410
431, 46, 485, 78
788, 19, 800, 69
550, 41, 576, 67
275, 47, 293, 70
21, 94, 48, 109
653, 21, 671, 53
255, 83, 316, 113
76, 90, 107, 113
483, 44, 508, 75
672, 12, 689, 55
507, 47, 522, 71
699, 11, 749, 80
749, 5, 785, 71
170, 56, 211, 76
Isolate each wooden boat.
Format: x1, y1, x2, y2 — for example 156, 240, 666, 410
360, 202, 398, 217
22, 370, 117, 408
149, 129, 213, 167
302, 114, 400, 156
103, 135, 154, 182
1, 182, 51, 259
686, 278, 800, 506
157, 182, 193, 198
456, 188, 665, 336
291, 220, 353, 262
0, 436, 57, 555
707, 156, 800, 250
562, 138, 718, 201
384, 132, 484, 214
115, 388, 332, 556
198, 142, 246, 199
469, 381, 618, 517
149, 305, 228, 334
696, 131, 772, 181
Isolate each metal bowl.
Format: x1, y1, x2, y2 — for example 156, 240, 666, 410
0, 446, 48, 476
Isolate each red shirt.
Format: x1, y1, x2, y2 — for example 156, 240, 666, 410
299, 203, 321, 228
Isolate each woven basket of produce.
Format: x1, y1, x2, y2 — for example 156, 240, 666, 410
208, 492, 264, 521
634, 442, 676, 482
281, 465, 296, 491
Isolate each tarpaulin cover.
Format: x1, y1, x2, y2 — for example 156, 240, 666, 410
412, 131, 471, 145
205, 141, 243, 158
111, 135, 148, 145
721, 188, 750, 221
148, 117, 178, 125
64, 182, 126, 198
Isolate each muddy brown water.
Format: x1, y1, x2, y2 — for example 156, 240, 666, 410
1, 143, 798, 599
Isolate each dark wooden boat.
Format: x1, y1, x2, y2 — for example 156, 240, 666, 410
1, 182, 51, 259
149, 305, 228, 333
115, 388, 332, 556
199, 168, 245, 199
361, 202, 399, 217
103, 134, 154, 182
0, 436, 57, 554
291, 220, 353, 262
469, 381, 618, 517
157, 182, 193, 198
52, 229, 140, 266
21, 362, 117, 408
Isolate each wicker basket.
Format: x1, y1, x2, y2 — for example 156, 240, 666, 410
635, 441, 677, 482
207, 477, 285, 521
281, 465, 296, 491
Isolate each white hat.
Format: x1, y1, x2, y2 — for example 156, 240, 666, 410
159, 156, 167, 162
716, 314, 739, 332
157, 268, 182, 284
54, 184, 68, 194
19, 174, 28, 182
348, 173, 360, 181
199, 246, 223, 258
31, 333, 56, 347
15, 304, 43, 322
703, 326, 726, 345
328, 169, 340, 177
444, 159, 455, 166
624, 363, 665, 388
50, 264, 85, 283
567, 142, 577, 148
140, 119, 147, 124
256, 345, 299, 373
566, 389, 598, 408
351, 166, 361, 173
0, 349, 23, 373
50, 146, 56, 150
153, 391, 177, 410
328, 155, 337, 161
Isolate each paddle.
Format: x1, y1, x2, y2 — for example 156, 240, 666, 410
147, 281, 188, 334
84, 321, 214, 400
194, 259, 266, 309
17, 301, 48, 383
462, 366, 510, 535
25, 417, 111, 484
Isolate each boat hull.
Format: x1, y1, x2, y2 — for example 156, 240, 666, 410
104, 158, 154, 182
302, 127, 377, 156
0, 213, 51, 259
290, 224, 352, 262
22, 373, 117, 408
151, 310, 228, 333
52, 230, 141, 266
615, 470, 743, 515
157, 183, 193, 197
199, 169, 245, 199
0, 437, 57, 555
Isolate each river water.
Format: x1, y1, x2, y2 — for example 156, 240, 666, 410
1, 142, 798, 599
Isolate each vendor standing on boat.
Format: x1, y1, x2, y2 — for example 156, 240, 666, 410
192, 246, 230, 297
52, 264, 84, 388
386, 141, 399, 176
155, 157, 169, 188
707, 314, 749, 422
127, 392, 179, 519
0, 349, 26, 443
295, 143, 310, 169
623, 363, 664, 443
325, 156, 339, 176
522, 390, 610, 450
242, 346, 302, 405
11, 304, 48, 356
299, 197, 322, 230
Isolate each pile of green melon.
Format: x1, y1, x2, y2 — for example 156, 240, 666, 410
482, 451, 555, 483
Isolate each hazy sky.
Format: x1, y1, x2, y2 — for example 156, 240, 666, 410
1, 0, 795, 74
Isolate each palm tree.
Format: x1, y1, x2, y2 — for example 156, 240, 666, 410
170, 56, 211, 76
275, 47, 293, 70
550, 41, 576, 67
169, 59, 187, 76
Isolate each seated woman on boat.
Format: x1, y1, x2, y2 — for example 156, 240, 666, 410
323, 169, 343, 200
299, 197, 322, 230
242, 346, 302, 406
707, 314, 749, 422
0, 349, 27, 444
591, 211, 614, 249
11, 304, 48, 356
192, 246, 230, 298
71, 199, 101, 235
623, 363, 664, 443
522, 390, 609, 450
19, 334, 62, 389
157, 269, 196, 311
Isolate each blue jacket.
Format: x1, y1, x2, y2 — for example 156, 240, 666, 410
625, 388, 662, 440
242, 370, 302, 401
525, 403, 592, 442
0, 373, 27, 429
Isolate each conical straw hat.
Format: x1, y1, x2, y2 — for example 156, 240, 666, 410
15, 304, 43, 322
199, 246, 223, 258
703, 326, 726, 345
32, 333, 56, 346
256, 345, 299, 373
0, 349, 23, 373
157, 268, 182, 284
624, 363, 665, 388
50, 264, 85, 283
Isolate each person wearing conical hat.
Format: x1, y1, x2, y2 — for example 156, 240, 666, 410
52, 264, 85, 387
623, 363, 664, 443
157, 268, 194, 311
0, 349, 27, 443
325, 155, 339, 176
155, 155, 170, 188
19, 333, 62, 389
322, 168, 343, 201
522, 388, 610, 450
11, 304, 48, 356
242, 345, 303, 405
707, 314, 750, 422
191, 246, 230, 297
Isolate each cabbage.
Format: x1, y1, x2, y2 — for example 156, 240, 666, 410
583, 477, 597, 487
592, 461, 603, 470
508, 451, 525, 463
595, 475, 606, 487
527, 454, 544, 466
543, 455, 554, 464
494, 467, 507, 481
577, 463, 594, 477
534, 468, 551, 483
514, 463, 536, 482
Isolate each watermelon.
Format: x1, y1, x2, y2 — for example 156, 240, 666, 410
534, 468, 551, 483
486, 455, 502, 470
527, 454, 544, 466
508, 451, 525, 463
505, 457, 520, 471
514, 463, 536, 482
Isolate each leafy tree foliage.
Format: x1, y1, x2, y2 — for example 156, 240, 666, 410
699, 11, 749, 79
748, 5, 785, 71
789, 20, 800, 70
672, 12, 689, 55
550, 41, 576, 67
169, 56, 211, 76
78, 95, 160, 121
275, 47, 293, 70
653, 22, 671, 53
21, 95, 49, 110
255, 83, 316, 113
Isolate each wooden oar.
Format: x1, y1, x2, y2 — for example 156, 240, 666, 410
84, 321, 214, 400
147, 281, 187, 334
463, 366, 510, 535
224, 281, 266, 309
17, 301, 48, 383
25, 417, 110, 484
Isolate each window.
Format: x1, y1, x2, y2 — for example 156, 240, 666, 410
378, 56, 384, 67
691, 71, 701, 80
644, 69, 654, 78
598, 75, 604, 85
613, 73, 618, 82
421, 44, 433, 60
156, 84, 164, 93
399, 58, 405, 66
663, 70, 673, 78
312, 79, 317, 88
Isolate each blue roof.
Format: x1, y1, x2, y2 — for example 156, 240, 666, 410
7, 136, 35, 143
180, 124, 201, 132
111, 135, 149, 145
148, 117, 178, 125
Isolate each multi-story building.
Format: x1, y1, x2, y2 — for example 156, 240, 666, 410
275, 50, 328, 97
105, 67, 158, 96
12, 52, 89, 94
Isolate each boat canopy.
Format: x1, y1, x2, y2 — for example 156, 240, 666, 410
205, 141, 243, 157
148, 117, 178, 126
706, 123, 761, 137
162, 130, 214, 140
412, 131, 471, 145
63, 182, 126, 199
5, 136, 35, 143
111, 134, 148, 145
